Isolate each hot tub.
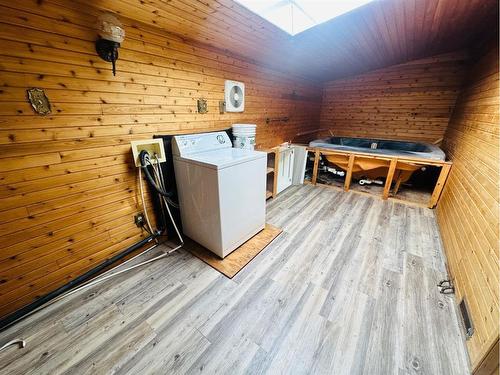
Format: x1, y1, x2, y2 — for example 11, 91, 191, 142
309, 136, 446, 183
309, 136, 445, 160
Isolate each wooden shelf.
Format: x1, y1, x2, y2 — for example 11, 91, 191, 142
258, 146, 280, 200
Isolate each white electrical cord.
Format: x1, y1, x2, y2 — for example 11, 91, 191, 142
75, 156, 185, 294
0, 240, 160, 332
70, 163, 186, 293
22, 189, 186, 323
162, 196, 183, 244
49, 242, 182, 304
1, 154, 184, 335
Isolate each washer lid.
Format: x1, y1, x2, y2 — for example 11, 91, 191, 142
175, 148, 266, 170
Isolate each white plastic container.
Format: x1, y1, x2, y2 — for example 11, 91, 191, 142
232, 124, 257, 150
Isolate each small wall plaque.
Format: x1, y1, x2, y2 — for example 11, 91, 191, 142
219, 100, 225, 114
27, 88, 51, 115
197, 98, 208, 114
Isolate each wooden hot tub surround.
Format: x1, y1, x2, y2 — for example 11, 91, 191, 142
308, 147, 452, 208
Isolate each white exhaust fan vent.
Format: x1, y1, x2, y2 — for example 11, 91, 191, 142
224, 80, 245, 112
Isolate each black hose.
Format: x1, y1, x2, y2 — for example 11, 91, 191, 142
0, 233, 159, 332
139, 150, 174, 198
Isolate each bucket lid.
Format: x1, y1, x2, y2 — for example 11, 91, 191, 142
232, 123, 256, 129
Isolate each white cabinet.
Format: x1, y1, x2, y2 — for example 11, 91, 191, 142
292, 146, 308, 185
276, 147, 295, 194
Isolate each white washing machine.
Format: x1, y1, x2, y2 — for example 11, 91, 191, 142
172, 131, 267, 258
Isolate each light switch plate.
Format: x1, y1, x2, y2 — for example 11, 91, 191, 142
219, 100, 225, 113
197, 98, 208, 113
131, 139, 166, 167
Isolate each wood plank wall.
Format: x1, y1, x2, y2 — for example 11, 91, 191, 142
436, 41, 499, 370
474, 339, 499, 375
319, 52, 468, 143
0, 0, 321, 318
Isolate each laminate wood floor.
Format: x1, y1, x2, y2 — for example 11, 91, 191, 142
0, 185, 470, 374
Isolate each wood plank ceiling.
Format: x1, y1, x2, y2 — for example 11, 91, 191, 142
84, 0, 498, 81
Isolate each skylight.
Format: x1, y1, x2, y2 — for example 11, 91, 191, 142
235, 0, 375, 35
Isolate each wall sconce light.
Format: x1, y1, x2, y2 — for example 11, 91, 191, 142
95, 13, 125, 76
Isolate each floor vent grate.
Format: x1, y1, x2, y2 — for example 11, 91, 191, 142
459, 297, 474, 339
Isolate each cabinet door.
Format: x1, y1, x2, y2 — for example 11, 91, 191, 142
277, 148, 294, 194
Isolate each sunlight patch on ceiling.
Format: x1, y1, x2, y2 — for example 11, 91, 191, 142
235, 0, 375, 35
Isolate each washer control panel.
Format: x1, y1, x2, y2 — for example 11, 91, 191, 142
172, 131, 232, 156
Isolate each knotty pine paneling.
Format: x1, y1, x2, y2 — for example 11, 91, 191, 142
0, 1, 321, 318
319, 52, 468, 143
436, 43, 499, 370
473, 339, 499, 375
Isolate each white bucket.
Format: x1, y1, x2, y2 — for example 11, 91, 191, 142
232, 124, 256, 150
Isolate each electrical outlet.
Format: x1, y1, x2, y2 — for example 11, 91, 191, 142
134, 213, 145, 228
130, 139, 166, 167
